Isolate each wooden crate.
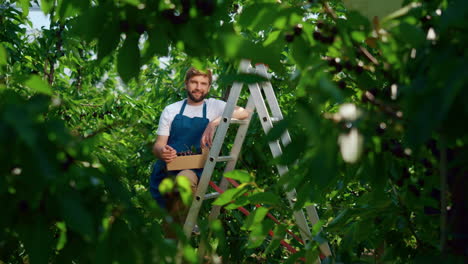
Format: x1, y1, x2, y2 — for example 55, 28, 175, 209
166, 149, 209, 171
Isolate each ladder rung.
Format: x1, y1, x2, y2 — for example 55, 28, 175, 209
271, 117, 282, 122
230, 118, 249, 125
204, 192, 220, 200
216, 155, 236, 162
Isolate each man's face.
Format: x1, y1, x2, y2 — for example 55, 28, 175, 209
186, 75, 210, 103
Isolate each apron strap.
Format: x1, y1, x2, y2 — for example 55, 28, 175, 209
179, 99, 207, 117
179, 99, 188, 115
203, 101, 207, 118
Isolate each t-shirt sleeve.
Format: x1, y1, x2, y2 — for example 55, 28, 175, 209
156, 107, 171, 136
214, 99, 226, 118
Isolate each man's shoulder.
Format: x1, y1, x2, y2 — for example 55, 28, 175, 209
206, 98, 226, 105
164, 99, 185, 112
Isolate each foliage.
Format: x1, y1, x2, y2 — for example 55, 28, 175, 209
1, 0, 467, 263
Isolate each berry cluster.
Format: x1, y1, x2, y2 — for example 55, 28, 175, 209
284, 24, 303, 43
313, 20, 337, 44
176, 150, 202, 156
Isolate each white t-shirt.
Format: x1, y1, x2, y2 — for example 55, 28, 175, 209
157, 98, 226, 136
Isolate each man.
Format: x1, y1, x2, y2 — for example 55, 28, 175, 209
149, 67, 249, 224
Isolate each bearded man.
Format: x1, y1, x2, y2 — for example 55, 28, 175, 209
149, 67, 249, 228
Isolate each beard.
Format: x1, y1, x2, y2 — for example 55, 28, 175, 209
187, 90, 207, 103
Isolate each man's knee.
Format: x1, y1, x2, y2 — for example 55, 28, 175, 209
176, 170, 198, 190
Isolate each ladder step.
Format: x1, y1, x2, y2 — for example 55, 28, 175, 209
271, 117, 282, 122
216, 155, 236, 162
230, 118, 249, 125
204, 192, 220, 200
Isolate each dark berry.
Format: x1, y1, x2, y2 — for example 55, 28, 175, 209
417, 178, 425, 186
18, 200, 29, 212
321, 35, 335, 44
196, 0, 216, 16
334, 63, 343, 73
344, 61, 353, 70
424, 206, 439, 215
293, 24, 303, 36
162, 9, 189, 24
285, 33, 295, 43
354, 65, 364, 74
421, 159, 432, 169
430, 188, 441, 200
135, 23, 146, 34
396, 178, 404, 187
408, 184, 421, 197
313, 31, 323, 41
119, 20, 130, 32
338, 80, 346, 89
376, 124, 386, 135
316, 20, 325, 29
391, 142, 405, 158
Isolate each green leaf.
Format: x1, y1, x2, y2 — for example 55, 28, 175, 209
18, 218, 53, 264
224, 195, 249, 210
143, 28, 170, 62
24, 75, 53, 95
117, 34, 141, 83
265, 224, 286, 254
57, 0, 89, 20
243, 206, 269, 231
217, 73, 268, 85
0, 44, 7, 66
97, 17, 120, 60
40, 0, 54, 14
19, 0, 30, 16
59, 190, 95, 238
183, 245, 197, 263
248, 192, 281, 206
176, 176, 193, 205
213, 186, 248, 206
224, 170, 253, 183
122, 0, 140, 6
56, 222, 67, 250
247, 218, 273, 249
159, 178, 174, 194
238, 3, 278, 32
395, 23, 425, 47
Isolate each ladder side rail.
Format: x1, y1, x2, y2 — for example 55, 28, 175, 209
199, 97, 255, 260
256, 64, 331, 259
305, 205, 333, 257
208, 95, 256, 221
255, 64, 292, 147
247, 81, 314, 244
182, 79, 245, 237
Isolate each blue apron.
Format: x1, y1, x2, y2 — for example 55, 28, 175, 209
149, 99, 209, 208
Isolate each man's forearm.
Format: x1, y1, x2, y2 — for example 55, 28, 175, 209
152, 143, 165, 158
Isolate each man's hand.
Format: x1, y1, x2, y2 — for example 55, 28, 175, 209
201, 122, 217, 148
160, 145, 177, 163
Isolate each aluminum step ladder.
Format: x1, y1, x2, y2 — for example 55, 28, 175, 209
178, 60, 332, 263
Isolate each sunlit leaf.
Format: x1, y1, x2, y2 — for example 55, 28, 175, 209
243, 206, 269, 231
24, 75, 53, 95
213, 186, 248, 206
224, 170, 252, 183
159, 178, 174, 194
176, 176, 193, 205
0, 44, 7, 66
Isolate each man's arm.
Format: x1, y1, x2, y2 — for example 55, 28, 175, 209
232, 106, 250, 120
153, 135, 177, 163
201, 106, 251, 148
